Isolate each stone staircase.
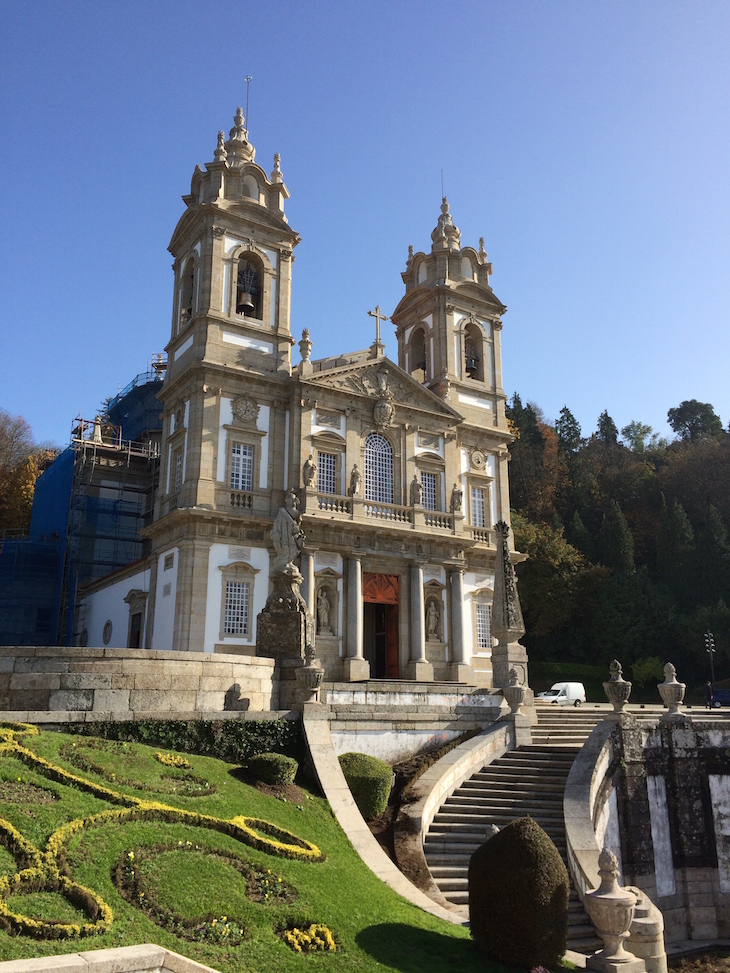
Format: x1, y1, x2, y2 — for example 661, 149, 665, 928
424, 706, 606, 952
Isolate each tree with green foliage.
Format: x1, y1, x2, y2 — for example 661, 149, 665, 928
555, 405, 582, 456
656, 496, 695, 608
597, 501, 635, 573
596, 410, 619, 445
667, 399, 723, 442
620, 420, 666, 452
567, 510, 595, 562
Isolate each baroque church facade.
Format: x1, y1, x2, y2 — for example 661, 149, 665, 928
79, 108, 521, 689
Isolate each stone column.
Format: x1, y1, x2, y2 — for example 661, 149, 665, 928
406, 562, 433, 681
448, 567, 474, 683
300, 551, 315, 619
343, 556, 369, 681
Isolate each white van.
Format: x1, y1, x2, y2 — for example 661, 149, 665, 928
536, 682, 586, 707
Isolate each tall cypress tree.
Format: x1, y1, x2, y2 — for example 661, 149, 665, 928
597, 501, 635, 573
656, 496, 695, 608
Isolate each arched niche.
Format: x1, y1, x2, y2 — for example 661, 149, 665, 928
464, 319, 484, 382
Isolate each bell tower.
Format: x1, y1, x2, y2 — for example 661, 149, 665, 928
166, 107, 300, 381
391, 198, 508, 434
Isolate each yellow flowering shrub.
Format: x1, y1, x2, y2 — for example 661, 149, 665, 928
154, 752, 191, 769
284, 923, 336, 953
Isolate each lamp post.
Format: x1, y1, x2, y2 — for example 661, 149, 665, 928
704, 630, 716, 687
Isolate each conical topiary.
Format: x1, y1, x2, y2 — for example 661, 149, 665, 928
468, 816, 569, 969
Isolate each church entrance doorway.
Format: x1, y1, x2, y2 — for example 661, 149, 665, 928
362, 573, 399, 679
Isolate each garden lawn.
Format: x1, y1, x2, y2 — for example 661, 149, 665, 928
0, 725, 512, 973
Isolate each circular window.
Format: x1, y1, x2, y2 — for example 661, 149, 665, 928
102, 621, 113, 645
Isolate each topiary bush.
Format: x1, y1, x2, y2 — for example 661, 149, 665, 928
468, 816, 569, 969
247, 752, 298, 786
338, 752, 392, 821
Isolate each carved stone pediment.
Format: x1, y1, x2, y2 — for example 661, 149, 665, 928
303, 359, 462, 423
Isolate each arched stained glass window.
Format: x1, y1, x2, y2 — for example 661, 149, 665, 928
364, 433, 393, 504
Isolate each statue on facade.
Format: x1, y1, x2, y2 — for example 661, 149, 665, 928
450, 483, 463, 513
426, 601, 440, 641
303, 453, 317, 487
270, 488, 305, 573
349, 464, 362, 497
317, 588, 332, 635
410, 474, 422, 506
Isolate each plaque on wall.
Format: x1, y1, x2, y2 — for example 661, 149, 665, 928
316, 409, 342, 428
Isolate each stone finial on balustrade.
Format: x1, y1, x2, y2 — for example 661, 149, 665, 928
503, 667, 526, 715
585, 848, 646, 973
603, 660, 632, 714
657, 662, 685, 720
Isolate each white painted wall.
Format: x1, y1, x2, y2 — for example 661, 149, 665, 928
647, 775, 676, 896
81, 566, 150, 649
151, 548, 179, 650
203, 543, 270, 652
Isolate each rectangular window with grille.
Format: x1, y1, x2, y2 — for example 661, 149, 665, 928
224, 580, 250, 635
471, 486, 486, 527
230, 442, 254, 491
476, 602, 491, 650
318, 452, 336, 495
421, 472, 437, 510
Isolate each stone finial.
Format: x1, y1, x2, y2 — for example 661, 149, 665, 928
299, 328, 312, 363
585, 846, 641, 971
431, 196, 461, 252
230, 106, 247, 140
407, 244, 414, 263
658, 662, 685, 719
271, 152, 282, 183
603, 660, 632, 713
214, 130, 227, 163
225, 107, 255, 165
478, 236, 487, 261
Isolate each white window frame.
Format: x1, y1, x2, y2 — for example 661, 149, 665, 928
230, 441, 254, 491
218, 561, 259, 642
224, 580, 250, 636
317, 451, 337, 495
471, 486, 486, 527
364, 433, 393, 504
421, 471, 437, 511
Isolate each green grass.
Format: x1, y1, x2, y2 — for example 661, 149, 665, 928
0, 724, 514, 973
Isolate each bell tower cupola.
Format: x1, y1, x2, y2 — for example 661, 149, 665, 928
166, 107, 300, 380
391, 198, 508, 433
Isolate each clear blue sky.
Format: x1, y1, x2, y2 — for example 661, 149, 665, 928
2, 1, 729, 448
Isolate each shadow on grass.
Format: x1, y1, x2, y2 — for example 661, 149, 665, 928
356, 922, 512, 973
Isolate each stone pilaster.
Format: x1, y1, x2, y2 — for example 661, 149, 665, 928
406, 561, 433, 682
343, 555, 369, 680
448, 567, 474, 683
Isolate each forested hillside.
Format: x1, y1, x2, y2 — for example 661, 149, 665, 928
507, 396, 730, 694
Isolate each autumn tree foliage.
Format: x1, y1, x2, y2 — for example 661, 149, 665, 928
0, 410, 56, 535
508, 395, 730, 690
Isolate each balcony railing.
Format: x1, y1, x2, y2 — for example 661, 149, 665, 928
363, 500, 413, 524
230, 490, 254, 509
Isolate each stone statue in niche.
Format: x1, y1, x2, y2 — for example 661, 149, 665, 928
426, 601, 440, 641
270, 488, 305, 573
317, 588, 333, 635
349, 464, 362, 497
303, 453, 317, 487
410, 474, 422, 506
450, 484, 463, 513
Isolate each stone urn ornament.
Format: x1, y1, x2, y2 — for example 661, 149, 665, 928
603, 660, 632, 714
585, 848, 642, 972
503, 667, 526, 715
658, 662, 685, 718
295, 643, 324, 705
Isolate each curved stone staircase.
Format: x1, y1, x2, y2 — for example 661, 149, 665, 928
424, 705, 606, 952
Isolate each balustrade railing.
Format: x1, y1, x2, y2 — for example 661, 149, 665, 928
317, 494, 352, 514
469, 526, 494, 545
363, 501, 414, 524
230, 491, 254, 509
424, 511, 453, 530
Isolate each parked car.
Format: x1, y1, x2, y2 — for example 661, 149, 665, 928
536, 682, 586, 707
712, 688, 730, 707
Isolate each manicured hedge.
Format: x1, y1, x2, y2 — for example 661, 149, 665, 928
338, 752, 392, 821
69, 718, 302, 765
248, 752, 298, 786
468, 816, 569, 969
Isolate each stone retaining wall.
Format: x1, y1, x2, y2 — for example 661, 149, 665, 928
0, 646, 277, 716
